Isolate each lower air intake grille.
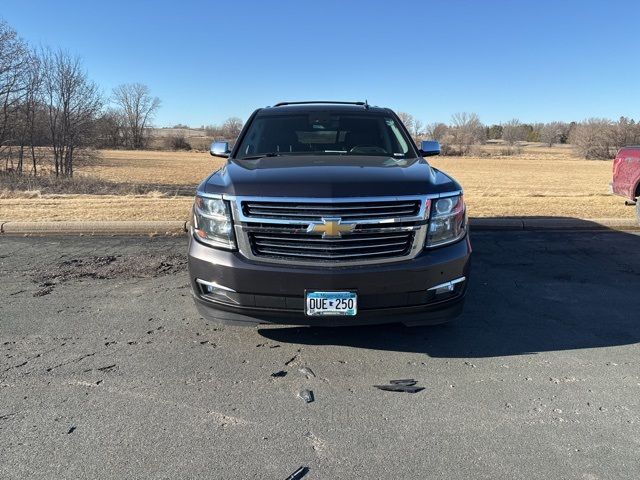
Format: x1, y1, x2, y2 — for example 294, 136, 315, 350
248, 231, 414, 261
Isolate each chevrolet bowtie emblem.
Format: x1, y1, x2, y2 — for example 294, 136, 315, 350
307, 218, 356, 238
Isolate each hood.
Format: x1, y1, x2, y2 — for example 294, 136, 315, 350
200, 155, 460, 198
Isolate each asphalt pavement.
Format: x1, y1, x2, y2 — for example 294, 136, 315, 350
1, 231, 639, 479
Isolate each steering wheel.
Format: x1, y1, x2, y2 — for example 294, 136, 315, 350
348, 145, 387, 154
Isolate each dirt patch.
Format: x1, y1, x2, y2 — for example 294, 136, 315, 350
32, 253, 187, 296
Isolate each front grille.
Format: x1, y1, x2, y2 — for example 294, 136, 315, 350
242, 199, 421, 222
249, 230, 414, 261
233, 195, 428, 266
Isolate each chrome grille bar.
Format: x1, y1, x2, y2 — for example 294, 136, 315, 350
239, 197, 425, 224
246, 202, 418, 210
244, 209, 417, 219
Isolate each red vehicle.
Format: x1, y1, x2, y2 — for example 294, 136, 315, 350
612, 146, 640, 223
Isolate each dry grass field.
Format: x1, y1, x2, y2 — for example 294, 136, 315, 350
430, 144, 631, 219
80, 149, 224, 186
0, 145, 634, 222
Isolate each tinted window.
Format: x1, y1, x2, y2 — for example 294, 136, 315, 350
236, 113, 414, 159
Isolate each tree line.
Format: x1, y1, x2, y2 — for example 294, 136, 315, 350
398, 112, 640, 159
0, 19, 160, 177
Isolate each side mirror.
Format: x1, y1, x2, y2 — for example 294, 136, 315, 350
210, 141, 230, 158
419, 140, 440, 157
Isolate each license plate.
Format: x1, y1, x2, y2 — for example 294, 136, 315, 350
305, 291, 357, 316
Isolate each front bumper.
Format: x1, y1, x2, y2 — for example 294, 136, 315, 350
187, 234, 471, 327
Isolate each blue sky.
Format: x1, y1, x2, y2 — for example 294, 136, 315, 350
2, 0, 639, 127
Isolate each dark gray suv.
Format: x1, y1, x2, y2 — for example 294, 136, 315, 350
188, 101, 471, 326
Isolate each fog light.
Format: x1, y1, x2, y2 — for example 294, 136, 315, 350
428, 277, 466, 296
196, 279, 239, 305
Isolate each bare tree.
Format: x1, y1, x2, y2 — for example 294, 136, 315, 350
450, 112, 485, 154
411, 119, 424, 140
220, 117, 243, 139
611, 116, 640, 149
396, 112, 414, 133
424, 122, 449, 143
501, 118, 527, 146
0, 19, 29, 167
395, 112, 425, 143
204, 123, 222, 138
42, 48, 102, 176
540, 121, 568, 147
569, 118, 615, 159
14, 50, 44, 174
112, 83, 160, 149
95, 108, 126, 148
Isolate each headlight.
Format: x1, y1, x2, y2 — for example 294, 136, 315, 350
426, 194, 466, 247
192, 196, 236, 249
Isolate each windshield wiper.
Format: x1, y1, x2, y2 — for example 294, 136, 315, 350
240, 152, 284, 160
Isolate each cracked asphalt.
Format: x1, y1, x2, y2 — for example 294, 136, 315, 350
1, 231, 639, 479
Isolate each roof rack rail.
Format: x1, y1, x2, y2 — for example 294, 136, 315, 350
273, 100, 369, 108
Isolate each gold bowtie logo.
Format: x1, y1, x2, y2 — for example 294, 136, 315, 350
307, 218, 355, 238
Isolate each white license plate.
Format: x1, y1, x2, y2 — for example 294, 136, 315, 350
305, 291, 357, 316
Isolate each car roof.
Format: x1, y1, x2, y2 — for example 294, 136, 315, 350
257, 102, 390, 116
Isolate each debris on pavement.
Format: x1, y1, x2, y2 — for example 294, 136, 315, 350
67, 426, 76, 434
389, 379, 417, 386
298, 366, 315, 378
374, 384, 425, 393
271, 370, 287, 378
285, 466, 310, 480
298, 389, 314, 403
374, 379, 425, 393
284, 354, 299, 366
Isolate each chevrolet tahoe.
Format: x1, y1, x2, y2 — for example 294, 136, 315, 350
188, 101, 471, 326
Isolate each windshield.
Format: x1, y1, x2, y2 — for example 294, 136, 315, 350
235, 113, 415, 159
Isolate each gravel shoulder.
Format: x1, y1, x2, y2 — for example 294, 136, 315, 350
1, 232, 639, 479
